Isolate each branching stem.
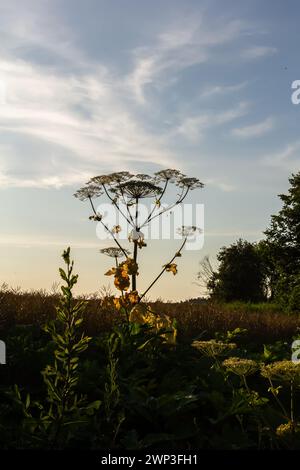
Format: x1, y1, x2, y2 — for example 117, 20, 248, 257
139, 237, 187, 301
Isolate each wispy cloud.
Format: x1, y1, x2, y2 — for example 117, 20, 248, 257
206, 230, 263, 237
242, 46, 277, 60
0, 1, 283, 193
176, 102, 250, 142
0, 234, 102, 249
261, 141, 300, 171
231, 117, 274, 138
127, 17, 250, 104
199, 81, 248, 99
205, 178, 237, 192
0, 59, 175, 188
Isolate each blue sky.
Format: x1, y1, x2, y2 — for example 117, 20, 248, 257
0, 0, 299, 299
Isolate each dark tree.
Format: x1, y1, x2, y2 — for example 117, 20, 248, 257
264, 171, 300, 306
208, 239, 267, 302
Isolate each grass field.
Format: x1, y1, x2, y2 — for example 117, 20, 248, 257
1, 284, 298, 344
1, 279, 300, 450
0, 286, 300, 345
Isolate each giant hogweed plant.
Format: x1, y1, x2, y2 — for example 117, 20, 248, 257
74, 169, 203, 339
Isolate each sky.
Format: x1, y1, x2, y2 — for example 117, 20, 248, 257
0, 0, 300, 300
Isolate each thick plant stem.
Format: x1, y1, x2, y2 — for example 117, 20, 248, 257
132, 241, 138, 290
291, 381, 294, 424
132, 197, 139, 291
268, 378, 289, 419
242, 375, 250, 394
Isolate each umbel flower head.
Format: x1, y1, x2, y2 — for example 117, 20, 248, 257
223, 357, 259, 377
74, 172, 134, 201
276, 421, 300, 438
89, 171, 134, 186
74, 169, 204, 204
110, 180, 163, 199
176, 176, 204, 190
192, 340, 237, 358
154, 168, 183, 183
135, 173, 152, 181
261, 361, 300, 384
74, 185, 103, 201
100, 247, 130, 258
177, 226, 202, 238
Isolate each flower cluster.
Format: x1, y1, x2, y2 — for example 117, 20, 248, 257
276, 421, 300, 438
223, 357, 259, 377
154, 169, 183, 183
75, 169, 204, 203
110, 180, 163, 200
177, 226, 202, 238
74, 185, 103, 201
261, 361, 300, 384
89, 171, 133, 186
176, 177, 204, 190
100, 247, 130, 259
192, 340, 237, 358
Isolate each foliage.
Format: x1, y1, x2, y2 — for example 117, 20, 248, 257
2, 274, 300, 448
264, 171, 300, 309
11, 249, 99, 449
207, 239, 268, 302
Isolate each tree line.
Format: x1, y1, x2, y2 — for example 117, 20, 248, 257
198, 171, 300, 311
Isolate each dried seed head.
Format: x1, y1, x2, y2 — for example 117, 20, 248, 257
74, 185, 103, 201
223, 357, 259, 376
100, 247, 130, 258
111, 180, 163, 199
261, 361, 300, 383
89, 171, 134, 186
154, 169, 183, 183
177, 226, 202, 237
192, 340, 237, 358
176, 176, 204, 190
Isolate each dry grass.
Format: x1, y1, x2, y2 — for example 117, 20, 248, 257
0, 285, 299, 345
152, 301, 300, 344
